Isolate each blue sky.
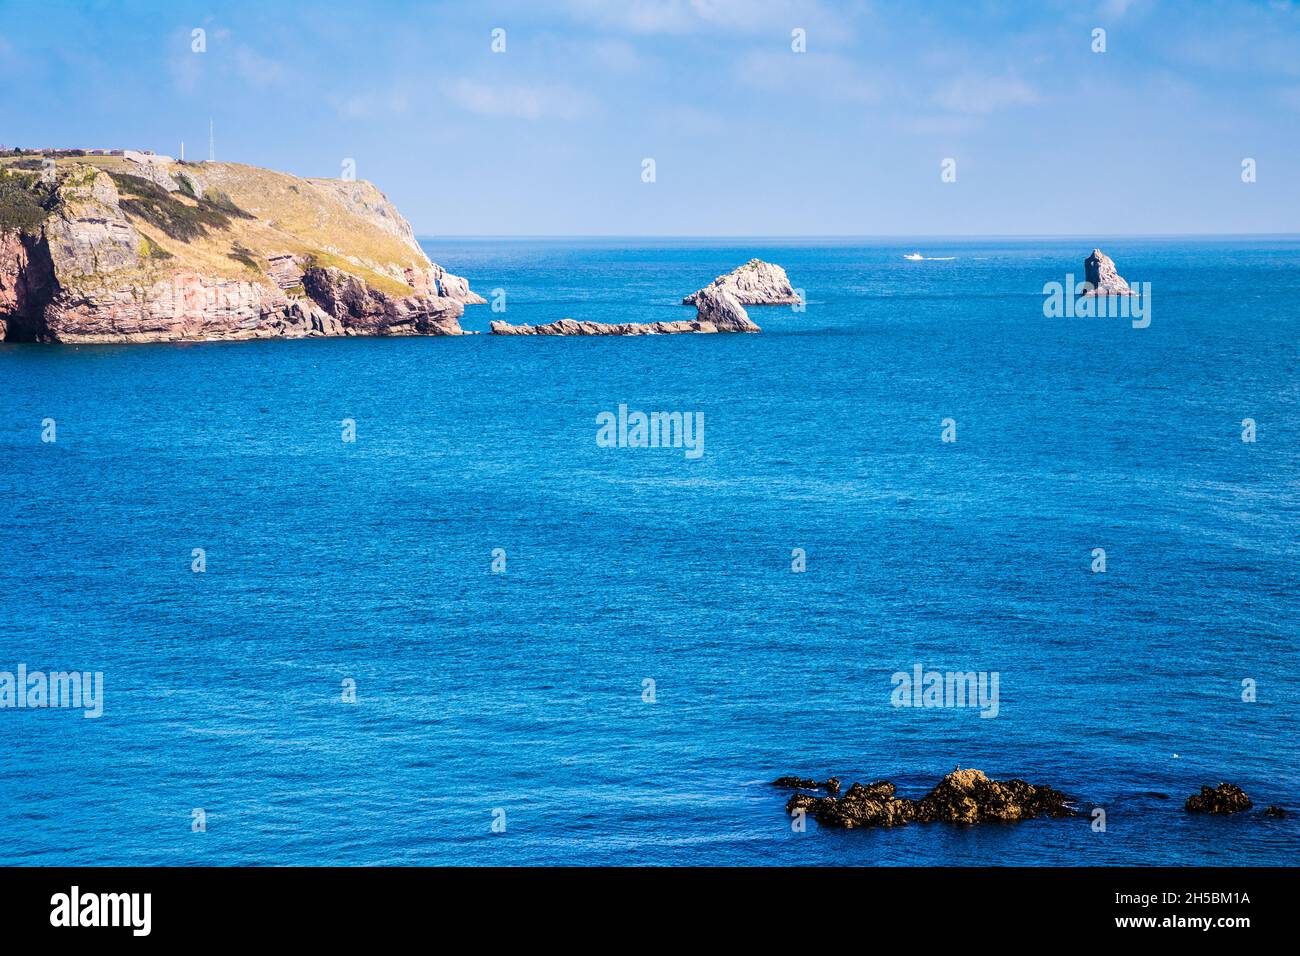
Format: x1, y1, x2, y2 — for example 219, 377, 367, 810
2, 0, 1299, 235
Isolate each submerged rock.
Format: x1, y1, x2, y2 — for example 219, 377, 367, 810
682, 258, 799, 306
771, 775, 841, 795
1184, 783, 1253, 815
784, 768, 1073, 829
1080, 248, 1135, 296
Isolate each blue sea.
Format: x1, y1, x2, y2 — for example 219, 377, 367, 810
2, 237, 1297, 866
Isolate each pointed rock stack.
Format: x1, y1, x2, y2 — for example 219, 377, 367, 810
1080, 248, 1135, 296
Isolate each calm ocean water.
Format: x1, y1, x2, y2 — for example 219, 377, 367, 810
1, 237, 1297, 865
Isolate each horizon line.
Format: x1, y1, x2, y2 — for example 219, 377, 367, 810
414, 232, 1300, 241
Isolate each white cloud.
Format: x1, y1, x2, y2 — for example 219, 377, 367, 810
654, 104, 728, 135
932, 73, 1040, 114
590, 38, 652, 73
564, 0, 854, 40
0, 35, 19, 70
330, 87, 412, 120
564, 0, 695, 33
736, 50, 876, 102
444, 79, 595, 121
233, 46, 286, 88
167, 26, 289, 95
903, 114, 981, 136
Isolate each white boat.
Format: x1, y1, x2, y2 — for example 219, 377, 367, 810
904, 252, 924, 260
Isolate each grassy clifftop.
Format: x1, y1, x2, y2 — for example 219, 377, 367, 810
0, 155, 430, 296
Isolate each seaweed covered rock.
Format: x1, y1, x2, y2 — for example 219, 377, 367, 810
1185, 784, 1253, 815
783, 768, 1073, 829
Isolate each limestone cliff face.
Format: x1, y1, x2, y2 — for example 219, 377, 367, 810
0, 157, 482, 343
302, 266, 462, 337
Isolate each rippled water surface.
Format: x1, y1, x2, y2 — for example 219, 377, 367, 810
2, 237, 1297, 864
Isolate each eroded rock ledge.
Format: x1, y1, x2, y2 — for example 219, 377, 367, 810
782, 768, 1074, 829
488, 265, 780, 336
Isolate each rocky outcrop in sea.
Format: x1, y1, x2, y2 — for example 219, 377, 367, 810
0, 156, 481, 343
1080, 248, 1135, 296
682, 258, 799, 306
783, 768, 1074, 829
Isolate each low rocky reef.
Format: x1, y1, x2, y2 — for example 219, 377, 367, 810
772, 775, 841, 795
488, 261, 789, 336
779, 768, 1074, 829
1079, 248, 1134, 296
774, 770, 1288, 829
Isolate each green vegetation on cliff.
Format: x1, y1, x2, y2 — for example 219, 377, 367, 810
106, 171, 252, 243
0, 154, 453, 302
0, 171, 55, 232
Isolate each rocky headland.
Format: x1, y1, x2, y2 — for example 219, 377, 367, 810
1079, 248, 1135, 296
0, 154, 482, 343
782, 768, 1075, 829
488, 261, 791, 336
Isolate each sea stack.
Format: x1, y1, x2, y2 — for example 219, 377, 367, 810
1080, 248, 1135, 296
682, 258, 799, 306
0, 155, 481, 343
